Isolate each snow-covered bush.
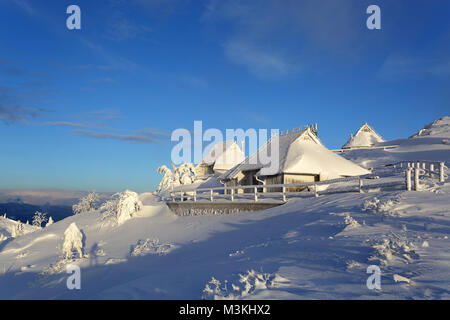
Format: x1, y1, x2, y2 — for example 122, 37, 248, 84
100, 190, 143, 226
369, 236, 419, 265
131, 238, 174, 256
341, 214, 360, 230
32, 211, 48, 228
202, 270, 286, 300
72, 192, 100, 215
362, 196, 398, 215
62, 222, 83, 259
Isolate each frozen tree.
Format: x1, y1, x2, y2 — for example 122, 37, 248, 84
46, 216, 54, 227
32, 211, 48, 228
62, 222, 83, 259
157, 163, 196, 191
100, 190, 143, 226
157, 165, 174, 191
171, 164, 182, 188
72, 192, 100, 215
178, 163, 195, 185
12, 221, 24, 238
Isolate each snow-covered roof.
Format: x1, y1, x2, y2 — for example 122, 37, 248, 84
223, 127, 370, 180
342, 123, 385, 149
202, 141, 245, 172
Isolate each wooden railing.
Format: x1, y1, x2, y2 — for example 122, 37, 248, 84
163, 174, 402, 203
331, 145, 399, 152
161, 160, 446, 204
387, 160, 446, 190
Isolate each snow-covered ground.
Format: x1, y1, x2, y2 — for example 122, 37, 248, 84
0, 117, 449, 299
341, 117, 450, 169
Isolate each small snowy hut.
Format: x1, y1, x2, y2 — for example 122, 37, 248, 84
194, 141, 245, 177
342, 123, 385, 149
221, 126, 370, 192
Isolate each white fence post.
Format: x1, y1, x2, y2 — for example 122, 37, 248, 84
430, 163, 434, 172
422, 162, 426, 170
359, 178, 363, 193
210, 189, 214, 202
193, 191, 197, 202
414, 168, 419, 191
282, 186, 286, 202
254, 187, 258, 202
406, 169, 412, 191
440, 162, 445, 182
180, 191, 183, 202
231, 188, 234, 202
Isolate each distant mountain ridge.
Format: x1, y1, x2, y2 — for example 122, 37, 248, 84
0, 203, 73, 223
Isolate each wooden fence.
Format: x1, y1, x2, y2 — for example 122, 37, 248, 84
388, 160, 446, 190
162, 160, 447, 204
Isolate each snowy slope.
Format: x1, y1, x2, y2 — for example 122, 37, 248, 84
0, 216, 38, 240
341, 116, 450, 169
410, 116, 450, 138
0, 117, 449, 300
1, 181, 449, 299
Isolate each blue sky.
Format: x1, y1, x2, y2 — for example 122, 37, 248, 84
0, 0, 449, 193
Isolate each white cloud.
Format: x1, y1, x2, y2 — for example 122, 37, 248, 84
379, 54, 450, 79
74, 129, 163, 144
11, 0, 36, 16
224, 39, 298, 78
44, 121, 89, 128
203, 0, 365, 79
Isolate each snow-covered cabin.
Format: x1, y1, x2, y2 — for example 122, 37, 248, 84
194, 141, 245, 177
221, 126, 370, 192
342, 123, 385, 149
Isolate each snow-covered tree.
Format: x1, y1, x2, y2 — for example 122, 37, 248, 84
46, 216, 54, 227
100, 190, 143, 226
157, 163, 196, 191
178, 163, 195, 185
72, 192, 100, 215
171, 164, 182, 188
32, 211, 48, 228
62, 222, 83, 259
157, 165, 174, 191
12, 221, 24, 238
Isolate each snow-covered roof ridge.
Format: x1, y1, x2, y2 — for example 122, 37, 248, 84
224, 126, 369, 180
222, 127, 312, 180
202, 140, 245, 171
410, 116, 450, 138
342, 122, 385, 149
